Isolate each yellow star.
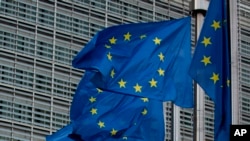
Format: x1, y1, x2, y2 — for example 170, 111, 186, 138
118, 79, 126, 88
149, 78, 157, 87
201, 56, 212, 66
211, 20, 221, 31
96, 88, 103, 93
141, 108, 147, 115
140, 97, 149, 102
133, 83, 142, 93
105, 44, 111, 49
110, 69, 115, 78
110, 128, 118, 136
153, 37, 161, 45
107, 52, 112, 61
90, 108, 97, 115
210, 72, 219, 84
201, 37, 212, 47
227, 79, 230, 87
89, 96, 96, 103
124, 32, 131, 41
158, 52, 164, 62
109, 37, 117, 44
157, 68, 165, 76
98, 121, 105, 128
140, 34, 146, 39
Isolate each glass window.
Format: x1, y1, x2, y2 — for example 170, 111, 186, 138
36, 40, 53, 60
18, 2, 37, 22
1, 31, 16, 51
0, 100, 13, 119
0, 65, 14, 85
33, 107, 51, 128
16, 35, 35, 56
1, 0, 17, 18
38, 7, 54, 27
56, 13, 72, 32
13, 103, 32, 124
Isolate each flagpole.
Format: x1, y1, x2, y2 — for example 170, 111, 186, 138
171, 104, 180, 141
229, 0, 239, 125
190, 0, 209, 141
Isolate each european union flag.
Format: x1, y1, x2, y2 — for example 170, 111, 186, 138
73, 17, 193, 108
47, 71, 165, 141
47, 17, 193, 141
189, 0, 231, 141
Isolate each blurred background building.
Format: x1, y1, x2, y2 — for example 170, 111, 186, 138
0, 0, 249, 140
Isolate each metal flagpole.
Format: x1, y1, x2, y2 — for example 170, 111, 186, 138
229, 0, 239, 125
172, 104, 180, 141
190, 0, 209, 141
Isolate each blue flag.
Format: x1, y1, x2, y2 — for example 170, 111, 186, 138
47, 17, 193, 141
73, 17, 193, 108
189, 0, 231, 141
47, 71, 165, 141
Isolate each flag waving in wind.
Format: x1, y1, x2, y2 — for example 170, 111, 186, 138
47, 71, 165, 141
73, 17, 193, 108
47, 17, 193, 141
189, 0, 231, 140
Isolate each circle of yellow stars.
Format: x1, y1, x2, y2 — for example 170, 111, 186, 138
87, 84, 151, 140
92, 30, 169, 140
105, 32, 166, 95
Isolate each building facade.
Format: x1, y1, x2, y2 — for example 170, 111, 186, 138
0, 0, 249, 141
238, 0, 250, 125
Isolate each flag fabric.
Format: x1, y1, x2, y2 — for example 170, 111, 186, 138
47, 71, 165, 141
47, 17, 193, 141
189, 0, 231, 141
72, 17, 193, 108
